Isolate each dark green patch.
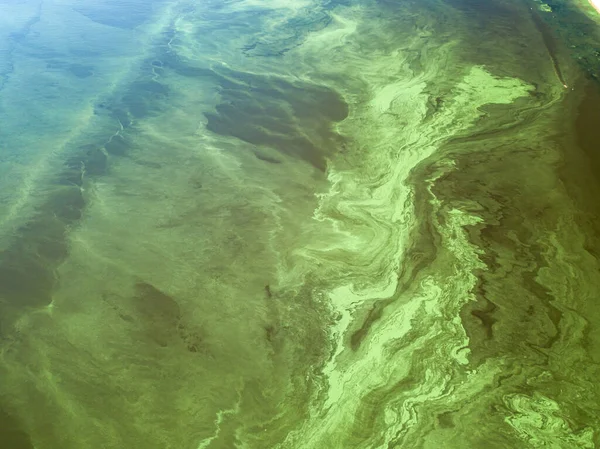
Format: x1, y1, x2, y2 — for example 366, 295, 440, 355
44, 61, 94, 78
0, 246, 56, 308
132, 282, 181, 347
62, 145, 108, 187
82, 147, 108, 176
44, 187, 85, 222
160, 53, 214, 78
134, 282, 181, 319
121, 96, 149, 119
110, 108, 132, 128
204, 67, 347, 170
350, 300, 388, 351
73, 1, 159, 29
104, 135, 129, 156
133, 159, 162, 169
61, 159, 85, 187
436, 411, 455, 428
110, 80, 170, 119
69, 63, 94, 78
130, 80, 169, 96
254, 151, 282, 164
120, 80, 168, 119
0, 185, 85, 308
0, 408, 34, 449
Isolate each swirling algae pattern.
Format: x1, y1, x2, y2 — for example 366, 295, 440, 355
0, 0, 599, 448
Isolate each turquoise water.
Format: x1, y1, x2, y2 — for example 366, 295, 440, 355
1, 0, 600, 447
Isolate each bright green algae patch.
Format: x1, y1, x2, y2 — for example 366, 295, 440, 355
1, 0, 600, 448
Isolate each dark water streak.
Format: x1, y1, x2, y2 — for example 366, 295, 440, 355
0, 55, 173, 447
561, 80, 600, 261
536, 0, 600, 80
0, 145, 101, 447
0, 2, 42, 94
204, 67, 348, 170
530, 7, 568, 87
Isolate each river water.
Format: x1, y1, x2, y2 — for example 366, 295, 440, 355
0, 0, 599, 447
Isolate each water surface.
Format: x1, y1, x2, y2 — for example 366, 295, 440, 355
1, 0, 599, 447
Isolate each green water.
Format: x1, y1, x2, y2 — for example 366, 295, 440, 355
1, 0, 600, 447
